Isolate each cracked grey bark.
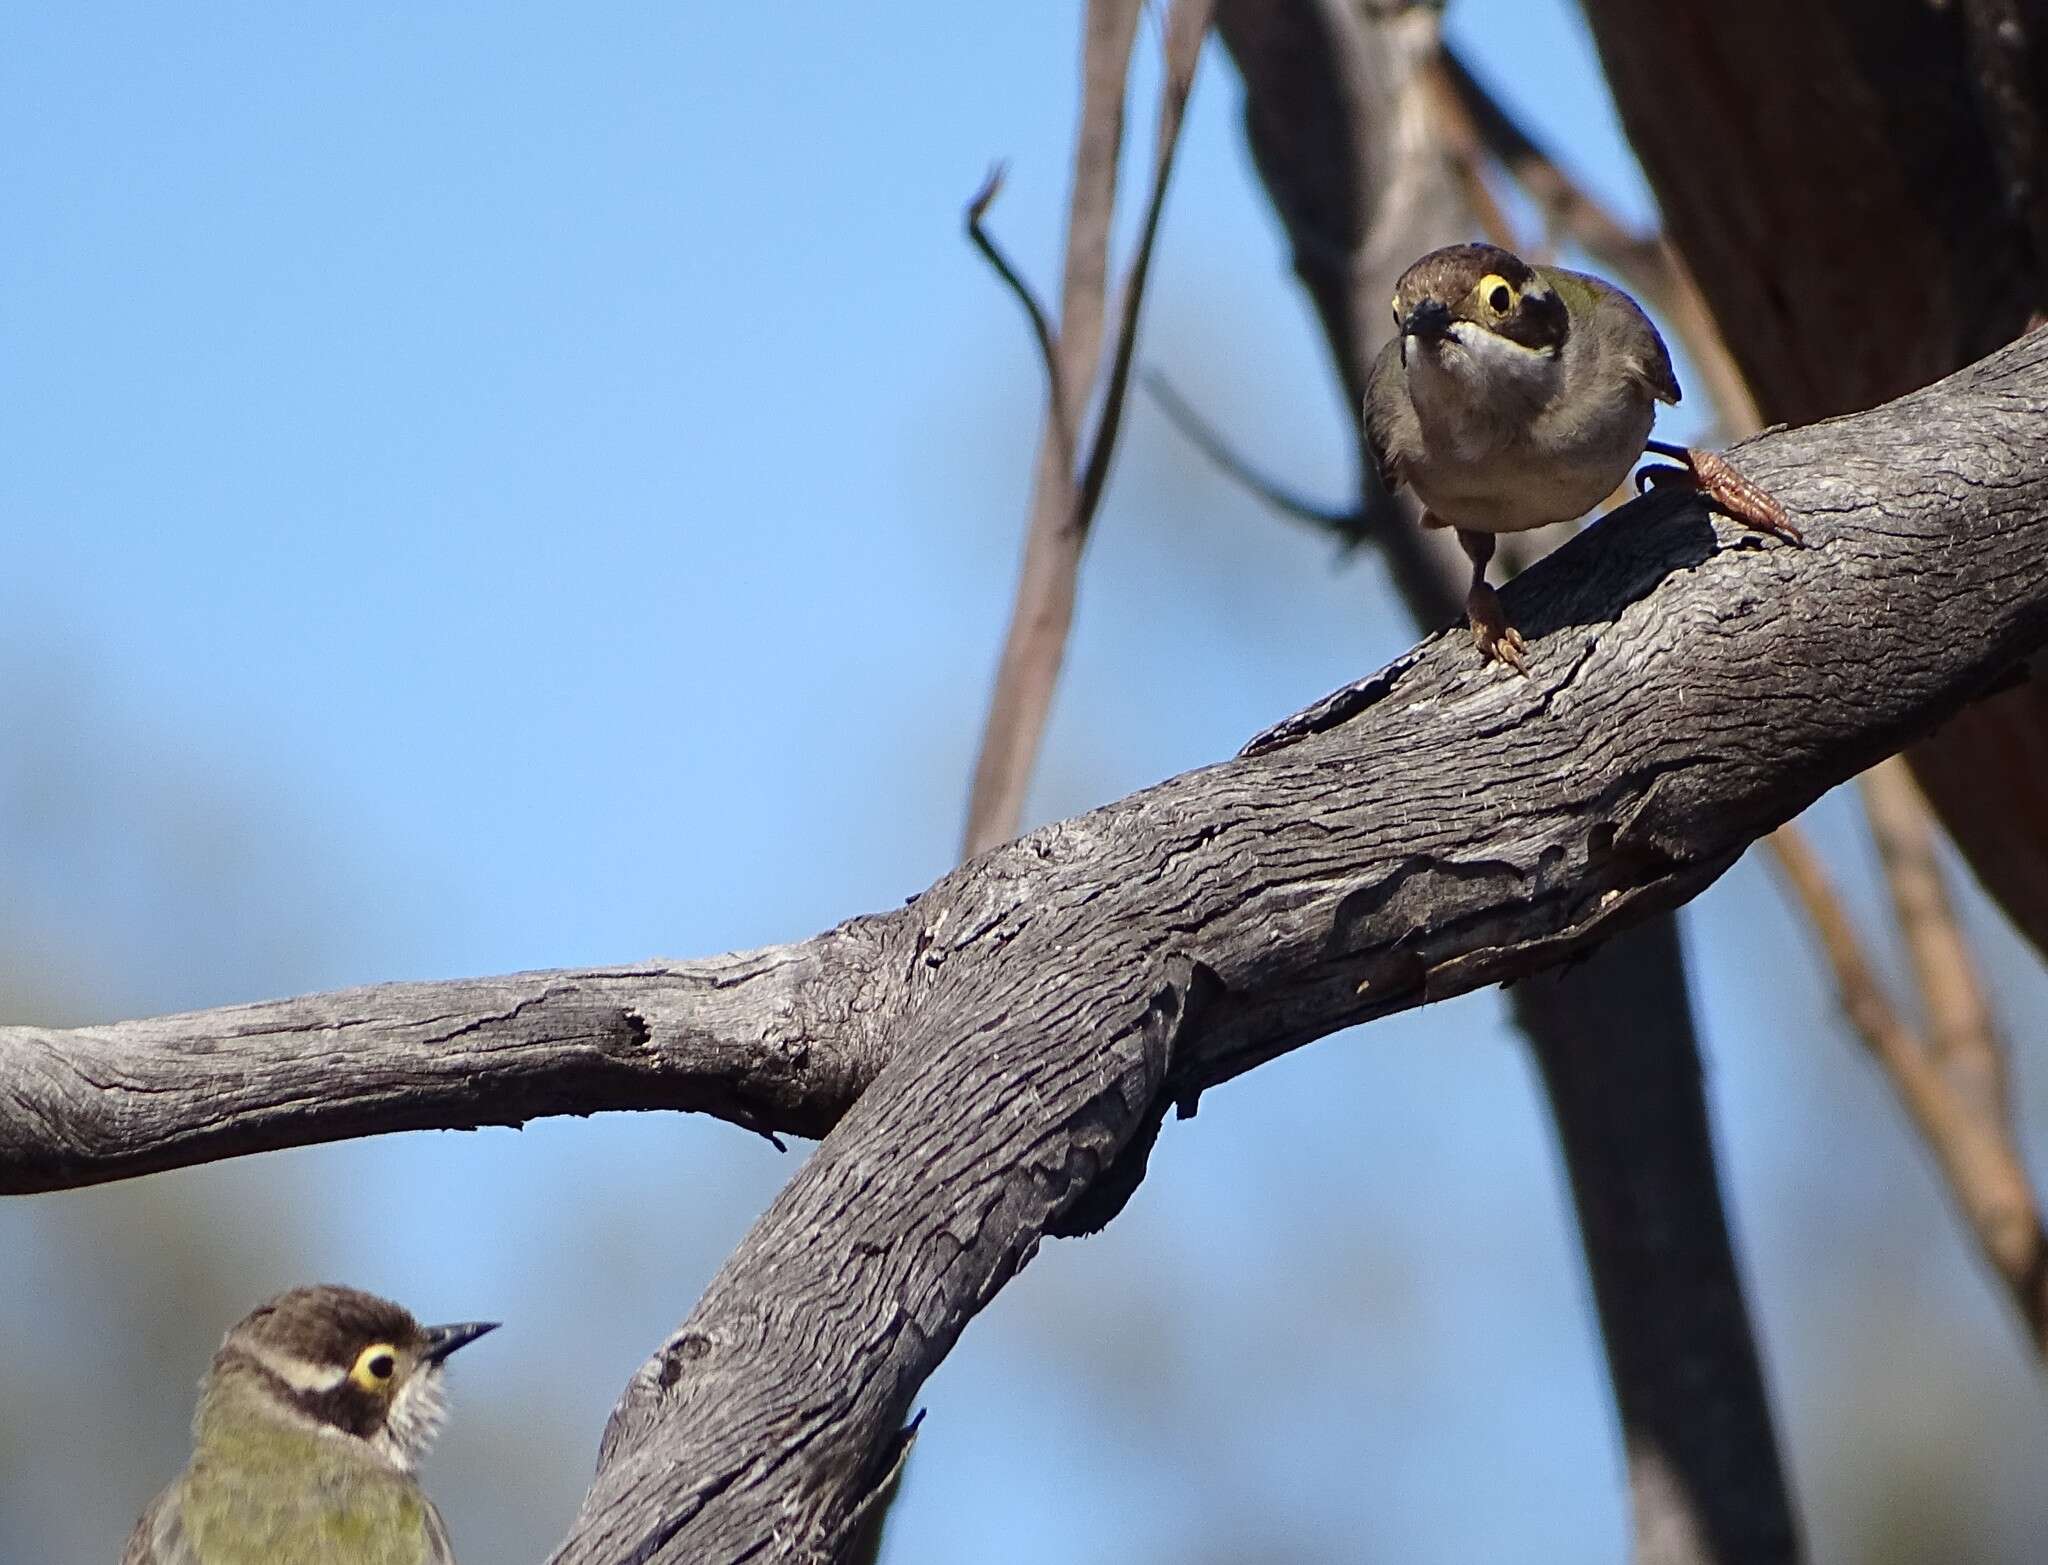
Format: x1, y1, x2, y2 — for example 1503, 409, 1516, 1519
0, 938, 893, 1194
6, 331, 2048, 1557
1215, 4, 1794, 1556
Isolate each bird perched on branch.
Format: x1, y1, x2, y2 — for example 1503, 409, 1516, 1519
123, 1284, 498, 1565
1366, 241, 1800, 671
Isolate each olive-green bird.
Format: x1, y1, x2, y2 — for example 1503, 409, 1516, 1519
1366, 241, 1800, 672
123, 1285, 498, 1565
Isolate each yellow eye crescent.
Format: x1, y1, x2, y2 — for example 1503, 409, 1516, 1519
350, 1343, 400, 1391
1478, 274, 1518, 315
1390, 294, 1402, 325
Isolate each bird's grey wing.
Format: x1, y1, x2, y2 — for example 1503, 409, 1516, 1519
122, 1488, 199, 1565
1363, 334, 1420, 497
1600, 281, 1682, 405
425, 1496, 457, 1565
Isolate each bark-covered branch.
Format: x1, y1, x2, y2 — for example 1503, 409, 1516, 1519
6, 333, 2046, 1201
8, 330, 2048, 1556
0, 329, 2031, 1188
0, 936, 900, 1193
548, 329, 2048, 1561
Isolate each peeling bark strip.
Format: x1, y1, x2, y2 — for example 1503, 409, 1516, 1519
5, 332, 2048, 1553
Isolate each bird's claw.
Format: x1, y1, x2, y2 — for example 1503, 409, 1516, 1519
1466, 583, 1530, 675
1481, 623, 1530, 674
1637, 448, 1803, 545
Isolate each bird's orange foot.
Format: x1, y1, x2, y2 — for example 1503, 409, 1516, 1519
1637, 445, 1803, 545
1466, 580, 1529, 674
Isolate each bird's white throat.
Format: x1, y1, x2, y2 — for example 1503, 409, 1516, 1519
1406, 322, 1563, 453
374, 1365, 450, 1473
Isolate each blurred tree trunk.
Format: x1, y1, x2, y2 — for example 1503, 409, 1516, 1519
1578, 0, 2048, 959
1217, 4, 1796, 1558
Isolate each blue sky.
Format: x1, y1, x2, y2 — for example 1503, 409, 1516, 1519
6, 6, 2047, 1563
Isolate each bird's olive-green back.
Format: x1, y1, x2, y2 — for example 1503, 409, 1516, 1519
124, 1385, 451, 1565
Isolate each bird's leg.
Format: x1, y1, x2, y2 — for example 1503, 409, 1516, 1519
1638, 439, 1803, 544
1453, 524, 1528, 674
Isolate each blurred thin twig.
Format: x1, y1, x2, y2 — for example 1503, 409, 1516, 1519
1767, 769, 2048, 1351
961, 0, 1214, 859
1141, 370, 1367, 543
965, 165, 1074, 471
1865, 761, 2006, 1100
1078, 0, 1211, 522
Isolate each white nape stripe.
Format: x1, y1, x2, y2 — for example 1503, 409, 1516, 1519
250, 1344, 349, 1394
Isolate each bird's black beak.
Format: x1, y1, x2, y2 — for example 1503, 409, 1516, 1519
1400, 297, 1453, 342
421, 1320, 500, 1365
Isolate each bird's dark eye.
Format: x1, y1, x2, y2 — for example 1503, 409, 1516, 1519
1488, 284, 1512, 313
369, 1353, 395, 1380
1478, 272, 1517, 315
